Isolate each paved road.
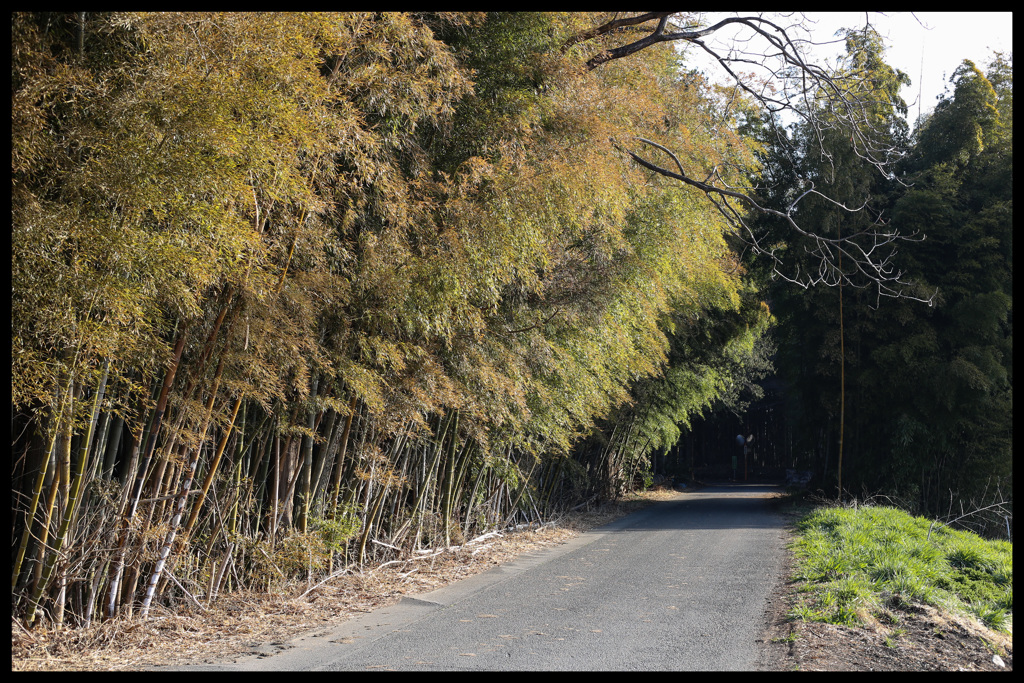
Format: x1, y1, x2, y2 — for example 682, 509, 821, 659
173, 482, 788, 671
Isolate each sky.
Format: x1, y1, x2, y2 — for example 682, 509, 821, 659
679, 12, 1013, 128
800, 12, 1012, 122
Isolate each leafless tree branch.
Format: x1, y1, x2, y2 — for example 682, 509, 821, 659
561, 11, 674, 53
570, 13, 934, 304
570, 13, 908, 173
619, 137, 935, 305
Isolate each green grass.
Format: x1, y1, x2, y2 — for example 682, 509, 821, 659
787, 504, 1013, 633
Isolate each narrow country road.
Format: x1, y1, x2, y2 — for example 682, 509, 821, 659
171, 483, 788, 671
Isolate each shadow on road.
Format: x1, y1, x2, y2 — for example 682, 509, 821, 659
693, 480, 785, 495
603, 481, 787, 532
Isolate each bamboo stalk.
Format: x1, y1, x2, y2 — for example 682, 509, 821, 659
101, 412, 125, 480
357, 459, 403, 564
139, 353, 233, 617
90, 411, 112, 481
462, 451, 490, 536
296, 376, 319, 533
126, 330, 187, 521
271, 430, 280, 541
441, 411, 460, 546
309, 407, 338, 510
107, 328, 187, 620
501, 454, 540, 529
26, 363, 109, 626
12, 379, 74, 591
330, 394, 359, 516
181, 394, 243, 542
30, 457, 63, 600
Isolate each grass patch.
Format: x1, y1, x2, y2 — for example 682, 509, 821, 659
788, 504, 1012, 633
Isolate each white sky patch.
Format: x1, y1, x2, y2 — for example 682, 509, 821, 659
677, 12, 1012, 129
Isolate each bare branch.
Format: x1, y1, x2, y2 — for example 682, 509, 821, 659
571, 13, 904, 174
571, 13, 933, 304
621, 137, 935, 305
561, 12, 673, 53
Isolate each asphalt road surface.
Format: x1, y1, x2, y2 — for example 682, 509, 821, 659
172, 482, 788, 671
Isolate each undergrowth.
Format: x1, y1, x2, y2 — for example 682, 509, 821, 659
788, 504, 1013, 634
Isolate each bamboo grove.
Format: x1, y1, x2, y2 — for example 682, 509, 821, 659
12, 12, 774, 626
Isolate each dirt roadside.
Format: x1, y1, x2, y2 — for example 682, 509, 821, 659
756, 502, 1013, 672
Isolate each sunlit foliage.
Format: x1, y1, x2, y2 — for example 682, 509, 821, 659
11, 12, 769, 626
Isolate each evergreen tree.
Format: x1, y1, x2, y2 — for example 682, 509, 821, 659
868, 57, 1012, 519
751, 44, 1011, 526
746, 28, 913, 492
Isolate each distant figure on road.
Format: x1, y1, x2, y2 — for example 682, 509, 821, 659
736, 433, 753, 480
733, 435, 744, 479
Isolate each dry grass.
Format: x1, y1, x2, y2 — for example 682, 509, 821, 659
12, 490, 676, 671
